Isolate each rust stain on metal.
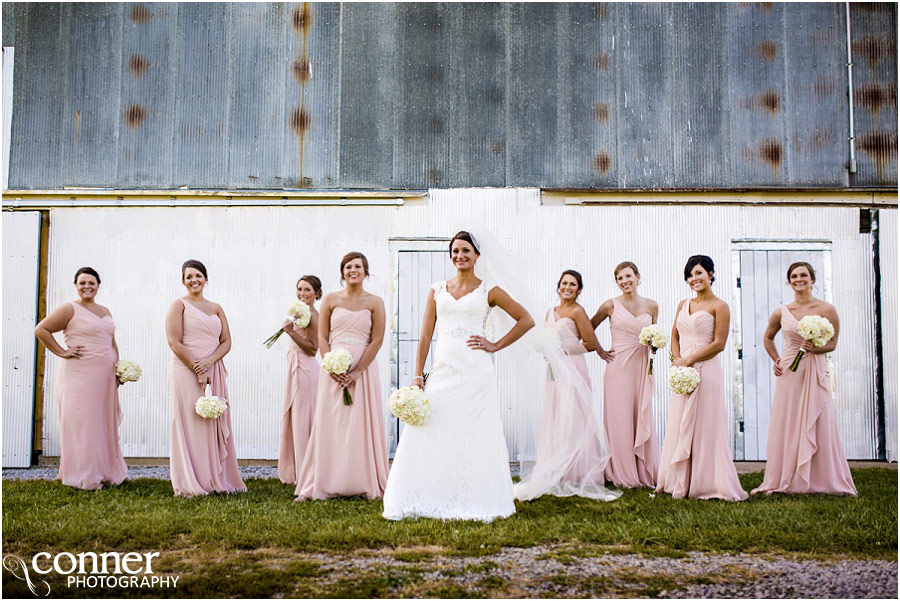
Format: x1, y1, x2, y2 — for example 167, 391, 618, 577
852, 36, 895, 72
759, 139, 782, 168
813, 76, 835, 98
292, 3, 311, 33
593, 103, 609, 123
427, 66, 444, 82
756, 3, 774, 11
130, 4, 152, 24
793, 129, 833, 154
490, 141, 504, 155
73, 110, 81, 144
595, 3, 608, 21
741, 90, 781, 116
594, 52, 609, 71
128, 54, 149, 78
593, 152, 611, 175
427, 118, 443, 134
289, 107, 310, 136
858, 130, 898, 181
291, 57, 312, 84
124, 104, 147, 129
756, 40, 777, 62
854, 83, 897, 119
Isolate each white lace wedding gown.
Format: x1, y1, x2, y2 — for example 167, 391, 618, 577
382, 281, 516, 521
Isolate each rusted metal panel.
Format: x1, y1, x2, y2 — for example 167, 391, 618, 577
783, 3, 849, 187
337, 2, 396, 188
728, 2, 790, 186
672, 2, 732, 187
850, 2, 898, 186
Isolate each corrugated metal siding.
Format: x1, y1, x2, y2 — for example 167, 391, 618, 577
37, 194, 879, 460
880, 209, 897, 461
850, 3, 898, 187
5, 2, 895, 190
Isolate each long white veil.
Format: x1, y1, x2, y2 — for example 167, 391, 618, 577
465, 226, 621, 502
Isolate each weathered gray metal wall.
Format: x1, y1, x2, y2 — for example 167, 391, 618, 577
3, 2, 897, 190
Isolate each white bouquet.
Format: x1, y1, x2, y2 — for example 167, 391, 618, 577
195, 395, 227, 419
322, 348, 354, 405
638, 324, 668, 375
115, 359, 142, 383
264, 300, 312, 349
669, 366, 701, 395
388, 386, 431, 426
790, 315, 835, 372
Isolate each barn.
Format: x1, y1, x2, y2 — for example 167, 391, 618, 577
2, 3, 896, 468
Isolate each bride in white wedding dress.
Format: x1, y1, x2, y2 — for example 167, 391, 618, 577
382, 230, 535, 521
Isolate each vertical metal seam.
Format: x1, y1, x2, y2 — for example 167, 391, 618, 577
872, 209, 886, 459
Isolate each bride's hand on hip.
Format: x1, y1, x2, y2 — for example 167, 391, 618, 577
467, 335, 496, 353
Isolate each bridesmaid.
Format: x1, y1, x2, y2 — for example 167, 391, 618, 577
278, 275, 322, 485
295, 252, 389, 500
752, 262, 856, 496
656, 255, 748, 501
165, 260, 246, 497
34, 267, 128, 489
591, 261, 660, 488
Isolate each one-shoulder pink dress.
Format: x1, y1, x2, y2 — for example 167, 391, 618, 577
603, 299, 659, 488
656, 304, 748, 501
295, 307, 389, 500
752, 307, 857, 496
278, 326, 319, 485
57, 301, 128, 489
169, 300, 246, 497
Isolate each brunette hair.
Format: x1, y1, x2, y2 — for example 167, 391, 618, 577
297, 275, 323, 299
181, 259, 208, 279
449, 231, 480, 255
786, 262, 816, 283
340, 252, 370, 281
557, 269, 583, 292
614, 261, 640, 278
683, 255, 715, 283
74, 267, 101, 285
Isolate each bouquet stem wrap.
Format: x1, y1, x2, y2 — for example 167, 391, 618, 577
788, 349, 805, 372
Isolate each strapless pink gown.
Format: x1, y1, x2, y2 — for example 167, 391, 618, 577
57, 301, 128, 489
295, 307, 389, 500
603, 299, 659, 488
278, 327, 319, 485
169, 300, 246, 497
752, 307, 857, 496
656, 306, 748, 501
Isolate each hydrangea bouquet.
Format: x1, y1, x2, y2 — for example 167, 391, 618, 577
322, 348, 354, 405
388, 386, 431, 426
668, 365, 701, 395
264, 300, 311, 349
789, 315, 835, 372
638, 324, 668, 375
115, 359, 142, 383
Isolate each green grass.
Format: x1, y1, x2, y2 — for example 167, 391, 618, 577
2, 468, 896, 597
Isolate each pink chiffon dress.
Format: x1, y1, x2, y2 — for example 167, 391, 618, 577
295, 307, 389, 500
278, 327, 320, 485
169, 300, 246, 497
751, 307, 857, 496
656, 304, 748, 501
603, 299, 660, 488
56, 301, 128, 489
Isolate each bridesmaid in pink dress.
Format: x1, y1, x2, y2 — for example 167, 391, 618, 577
165, 260, 246, 497
295, 252, 389, 500
34, 267, 128, 489
656, 255, 748, 501
278, 275, 322, 485
752, 262, 856, 496
591, 261, 660, 488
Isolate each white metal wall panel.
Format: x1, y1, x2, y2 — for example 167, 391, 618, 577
880, 209, 897, 462
3, 211, 40, 467
39, 196, 880, 460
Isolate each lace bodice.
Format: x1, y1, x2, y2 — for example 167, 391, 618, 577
433, 281, 491, 339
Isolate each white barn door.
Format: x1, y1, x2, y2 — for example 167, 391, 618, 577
393, 248, 456, 453
3, 211, 41, 467
736, 245, 829, 461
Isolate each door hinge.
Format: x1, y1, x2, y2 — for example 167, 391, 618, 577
737, 349, 742, 360
739, 420, 744, 433
736, 277, 741, 288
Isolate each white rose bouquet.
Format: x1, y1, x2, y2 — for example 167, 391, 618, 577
388, 386, 431, 426
195, 394, 227, 419
115, 359, 142, 383
322, 348, 354, 405
789, 315, 835, 372
669, 365, 701, 395
638, 324, 668, 375
264, 299, 312, 349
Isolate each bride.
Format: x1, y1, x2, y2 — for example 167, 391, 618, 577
382, 230, 534, 521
